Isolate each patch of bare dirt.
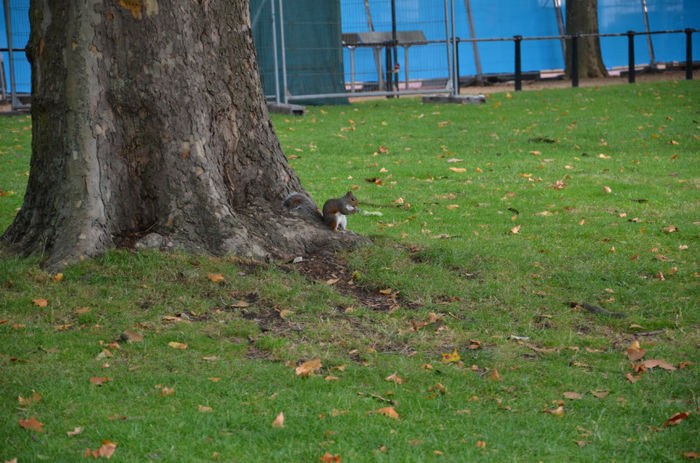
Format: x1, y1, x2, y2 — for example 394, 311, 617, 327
292, 253, 406, 312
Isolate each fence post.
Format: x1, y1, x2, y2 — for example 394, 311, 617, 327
385, 42, 393, 94
571, 34, 579, 88
627, 31, 635, 83
686, 28, 693, 80
514, 35, 522, 91
455, 38, 461, 94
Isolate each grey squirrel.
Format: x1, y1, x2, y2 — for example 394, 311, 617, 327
283, 191, 360, 231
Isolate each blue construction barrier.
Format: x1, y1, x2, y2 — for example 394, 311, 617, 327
1, 0, 30, 94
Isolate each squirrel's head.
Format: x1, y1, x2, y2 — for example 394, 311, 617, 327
345, 191, 358, 203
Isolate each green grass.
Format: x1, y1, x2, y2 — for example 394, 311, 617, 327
1, 81, 699, 462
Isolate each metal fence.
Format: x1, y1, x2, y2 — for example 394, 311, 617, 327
2, 0, 699, 110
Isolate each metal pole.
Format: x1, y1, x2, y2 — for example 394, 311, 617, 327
404, 46, 409, 90
270, 0, 280, 103
554, 0, 566, 63
363, 0, 384, 90
3, 0, 23, 110
350, 47, 356, 92
571, 34, 579, 87
686, 28, 693, 80
450, 0, 458, 95
391, 0, 398, 95
385, 42, 393, 93
514, 35, 522, 91
277, 0, 288, 104
641, 0, 656, 69
464, 0, 483, 84
627, 30, 635, 83
443, 0, 453, 91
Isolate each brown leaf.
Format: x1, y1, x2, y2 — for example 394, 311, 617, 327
544, 406, 565, 417
661, 225, 679, 233
271, 411, 284, 427
663, 411, 690, 427
19, 417, 44, 432
487, 369, 502, 382
85, 441, 117, 459
642, 359, 676, 371
52, 273, 64, 282
626, 341, 646, 361
90, 377, 112, 386
590, 390, 609, 399
168, 342, 188, 350
207, 273, 225, 282
368, 406, 399, 420
66, 426, 83, 437
159, 387, 175, 396
31, 298, 48, 308
122, 331, 143, 343
563, 392, 582, 400
448, 167, 467, 173
683, 451, 698, 459
319, 452, 341, 462
18, 391, 42, 405
625, 373, 642, 383
385, 372, 403, 385
295, 359, 322, 376
198, 405, 213, 413
509, 225, 521, 234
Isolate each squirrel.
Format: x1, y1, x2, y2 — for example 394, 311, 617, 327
283, 191, 360, 232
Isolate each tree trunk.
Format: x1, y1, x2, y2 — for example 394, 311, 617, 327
565, 0, 608, 78
2, 0, 365, 269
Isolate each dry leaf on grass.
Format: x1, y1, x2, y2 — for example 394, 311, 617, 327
18, 391, 42, 405
84, 441, 117, 459
168, 342, 188, 350
19, 417, 44, 432
385, 372, 403, 385
368, 406, 399, 420
319, 452, 341, 462
90, 377, 112, 386
67, 426, 84, 437
663, 411, 690, 427
295, 359, 322, 376
271, 412, 284, 427
626, 340, 646, 361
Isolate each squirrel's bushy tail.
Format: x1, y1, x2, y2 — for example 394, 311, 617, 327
282, 192, 323, 221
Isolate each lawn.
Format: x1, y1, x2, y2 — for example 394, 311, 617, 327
1, 81, 698, 462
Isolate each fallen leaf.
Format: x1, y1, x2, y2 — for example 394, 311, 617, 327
319, 452, 340, 462
75, 307, 91, 314
603, 185, 612, 194
626, 340, 646, 361
85, 441, 117, 459
441, 349, 460, 364
271, 411, 284, 427
230, 300, 250, 308
168, 342, 188, 350
590, 390, 609, 399
509, 225, 521, 234
31, 298, 48, 308
198, 405, 213, 413
574, 440, 591, 447
202, 355, 218, 362
683, 451, 698, 459
663, 411, 690, 427
563, 392, 582, 400
19, 417, 44, 432
67, 426, 84, 437
642, 359, 676, 371
544, 406, 565, 417
324, 375, 340, 381
207, 273, 224, 282
18, 391, 42, 405
159, 387, 175, 396
295, 359, 322, 376
53, 273, 64, 282
625, 373, 642, 383
368, 406, 399, 420
448, 167, 467, 173
122, 331, 143, 343
385, 372, 403, 385
487, 369, 502, 382
90, 377, 112, 386
661, 225, 679, 233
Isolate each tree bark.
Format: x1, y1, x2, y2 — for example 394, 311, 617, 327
2, 0, 365, 269
565, 0, 608, 78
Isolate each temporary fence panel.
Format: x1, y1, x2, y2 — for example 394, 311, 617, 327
459, 0, 564, 75
250, 0, 347, 104
341, 0, 452, 90
1, 0, 30, 95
